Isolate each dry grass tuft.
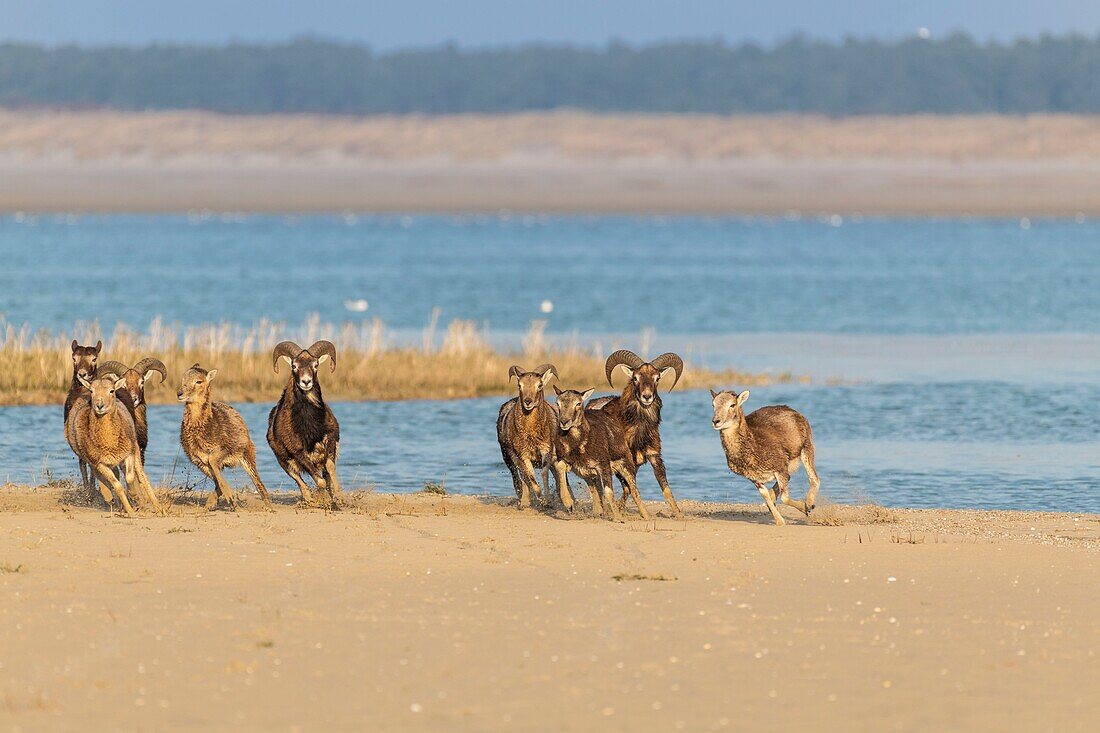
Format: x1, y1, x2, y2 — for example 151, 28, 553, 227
0, 315, 780, 405
810, 503, 899, 526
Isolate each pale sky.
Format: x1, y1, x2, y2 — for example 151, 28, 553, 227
0, 1, 1098, 48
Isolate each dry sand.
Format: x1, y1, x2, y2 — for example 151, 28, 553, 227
1, 486, 1097, 731
5, 111, 1100, 215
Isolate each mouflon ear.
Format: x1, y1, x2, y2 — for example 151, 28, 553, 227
77, 375, 92, 390
710, 389, 719, 399
71, 339, 79, 353
553, 385, 563, 396
112, 376, 127, 391
581, 388, 595, 402
206, 369, 218, 382
94, 341, 102, 354
508, 365, 523, 382
736, 390, 750, 406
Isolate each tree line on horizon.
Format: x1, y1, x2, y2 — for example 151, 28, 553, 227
2, 34, 1100, 115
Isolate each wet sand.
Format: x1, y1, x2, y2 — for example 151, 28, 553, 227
1, 486, 1096, 731
5, 157, 1100, 216
6, 111, 1100, 214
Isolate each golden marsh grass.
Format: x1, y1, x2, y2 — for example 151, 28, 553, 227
0, 315, 785, 405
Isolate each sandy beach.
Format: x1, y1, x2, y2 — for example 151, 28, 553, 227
8, 156, 1100, 216
1, 486, 1096, 731
5, 111, 1100, 215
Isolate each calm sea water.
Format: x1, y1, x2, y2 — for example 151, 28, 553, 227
1, 214, 1098, 511
2, 214, 1099, 334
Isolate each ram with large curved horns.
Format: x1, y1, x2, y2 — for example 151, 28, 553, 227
591, 350, 686, 518
266, 340, 343, 508
96, 357, 167, 463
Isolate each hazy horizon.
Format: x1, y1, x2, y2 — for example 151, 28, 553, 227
0, 1, 1098, 49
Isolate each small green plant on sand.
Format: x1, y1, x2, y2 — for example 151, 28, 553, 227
421, 481, 446, 496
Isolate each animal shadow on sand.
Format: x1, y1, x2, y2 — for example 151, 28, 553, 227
59, 479, 310, 514
705, 505, 813, 526
482, 493, 689, 524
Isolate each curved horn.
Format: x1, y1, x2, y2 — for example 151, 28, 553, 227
271, 341, 302, 373
96, 360, 132, 378
306, 340, 337, 373
533, 363, 558, 384
650, 352, 685, 391
134, 357, 167, 384
508, 365, 524, 382
604, 350, 644, 386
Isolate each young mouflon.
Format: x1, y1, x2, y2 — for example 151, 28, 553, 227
710, 389, 820, 526
554, 387, 649, 521
96, 357, 167, 463
65, 373, 162, 516
178, 363, 271, 510
496, 363, 573, 510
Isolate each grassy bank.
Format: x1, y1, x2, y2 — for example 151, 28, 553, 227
0, 316, 786, 405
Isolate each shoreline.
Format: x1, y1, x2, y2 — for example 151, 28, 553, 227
6, 157, 1100, 216
0, 487, 1096, 730
8, 111, 1100, 215
8, 110, 1100, 214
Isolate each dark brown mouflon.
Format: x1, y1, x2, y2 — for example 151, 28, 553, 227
64, 339, 102, 497
591, 350, 685, 518
64, 339, 101, 421
266, 340, 342, 508
710, 389, 820, 526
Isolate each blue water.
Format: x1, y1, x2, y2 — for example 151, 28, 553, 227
3, 382, 1097, 511
1, 214, 1098, 512
2, 214, 1099, 334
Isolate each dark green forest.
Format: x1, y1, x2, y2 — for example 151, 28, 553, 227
3, 34, 1100, 114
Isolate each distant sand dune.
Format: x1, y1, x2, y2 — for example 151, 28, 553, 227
6, 110, 1100, 162
4, 110, 1100, 214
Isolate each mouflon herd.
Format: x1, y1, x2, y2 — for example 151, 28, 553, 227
63, 340, 819, 524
